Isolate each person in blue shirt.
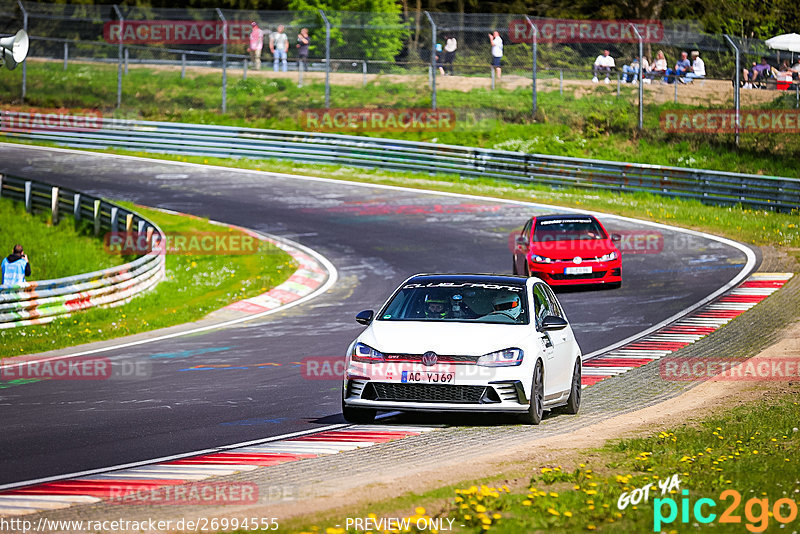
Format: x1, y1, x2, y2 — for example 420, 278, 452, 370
665, 51, 690, 84
1, 244, 31, 288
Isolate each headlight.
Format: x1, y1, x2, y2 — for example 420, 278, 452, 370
352, 342, 385, 363
477, 348, 524, 367
598, 250, 619, 262
532, 255, 553, 264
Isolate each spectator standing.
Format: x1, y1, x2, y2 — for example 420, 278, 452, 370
296, 28, 310, 69
1, 244, 31, 288
592, 49, 615, 83
665, 51, 690, 84
270, 24, 289, 73
685, 50, 706, 82
489, 30, 503, 82
443, 34, 457, 75
248, 21, 263, 71
791, 59, 800, 81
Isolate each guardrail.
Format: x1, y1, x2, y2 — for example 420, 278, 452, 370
0, 174, 166, 329
1, 117, 799, 211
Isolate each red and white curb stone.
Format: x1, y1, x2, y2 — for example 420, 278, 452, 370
580, 272, 794, 387
0, 426, 438, 516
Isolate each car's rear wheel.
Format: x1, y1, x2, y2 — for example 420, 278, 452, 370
519, 361, 544, 425
342, 398, 376, 424
562, 358, 581, 414
512, 256, 518, 275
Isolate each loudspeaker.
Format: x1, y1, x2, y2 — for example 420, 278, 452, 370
0, 30, 29, 71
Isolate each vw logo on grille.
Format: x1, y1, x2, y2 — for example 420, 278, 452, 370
421, 351, 438, 366
573, 256, 583, 264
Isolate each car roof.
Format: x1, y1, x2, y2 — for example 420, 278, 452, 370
532, 213, 597, 222
405, 273, 529, 285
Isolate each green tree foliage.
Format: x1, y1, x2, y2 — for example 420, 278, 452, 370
287, 0, 407, 61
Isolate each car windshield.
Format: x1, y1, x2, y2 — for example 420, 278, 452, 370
378, 281, 529, 324
534, 217, 606, 242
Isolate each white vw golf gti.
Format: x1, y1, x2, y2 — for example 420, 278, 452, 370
342, 274, 583, 424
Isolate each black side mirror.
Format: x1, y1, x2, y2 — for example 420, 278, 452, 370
541, 315, 568, 331
610, 234, 622, 242
355, 310, 374, 325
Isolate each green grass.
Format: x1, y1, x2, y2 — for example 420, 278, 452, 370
0, 196, 124, 280
279, 389, 800, 533
2, 61, 799, 178
0, 202, 295, 359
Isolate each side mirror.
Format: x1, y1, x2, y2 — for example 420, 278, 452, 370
540, 315, 568, 331
355, 309, 374, 325
610, 234, 622, 242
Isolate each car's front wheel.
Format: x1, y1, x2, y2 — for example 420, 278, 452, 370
519, 360, 544, 425
342, 398, 376, 424
562, 358, 581, 414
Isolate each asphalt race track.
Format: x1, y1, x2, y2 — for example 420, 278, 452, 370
0, 145, 757, 486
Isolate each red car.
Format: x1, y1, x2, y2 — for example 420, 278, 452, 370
512, 214, 622, 288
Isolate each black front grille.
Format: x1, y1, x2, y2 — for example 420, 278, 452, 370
362, 382, 491, 403
550, 270, 607, 280
383, 353, 480, 364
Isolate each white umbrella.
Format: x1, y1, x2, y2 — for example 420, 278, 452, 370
765, 33, 800, 53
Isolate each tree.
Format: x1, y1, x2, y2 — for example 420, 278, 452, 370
288, 0, 407, 61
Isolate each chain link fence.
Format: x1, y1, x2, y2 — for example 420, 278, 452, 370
2, 2, 799, 132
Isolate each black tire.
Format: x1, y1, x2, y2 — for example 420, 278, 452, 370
342, 398, 376, 424
562, 358, 582, 414
519, 360, 544, 425
512, 256, 519, 275
606, 281, 622, 289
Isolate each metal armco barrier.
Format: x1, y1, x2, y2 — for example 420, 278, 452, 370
0, 174, 166, 329
1, 117, 799, 211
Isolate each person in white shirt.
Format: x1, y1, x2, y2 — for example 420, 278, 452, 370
592, 49, 615, 83
442, 34, 457, 75
685, 50, 705, 82
489, 31, 503, 82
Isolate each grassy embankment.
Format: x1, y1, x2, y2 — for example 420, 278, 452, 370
0, 198, 295, 359
279, 389, 800, 533
1, 61, 798, 178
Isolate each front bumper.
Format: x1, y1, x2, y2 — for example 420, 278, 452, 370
343, 376, 531, 413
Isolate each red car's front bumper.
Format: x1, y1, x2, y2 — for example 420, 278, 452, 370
529, 259, 622, 286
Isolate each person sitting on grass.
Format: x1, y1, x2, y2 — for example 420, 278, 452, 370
592, 49, 615, 83
684, 51, 706, 82
1, 244, 31, 288
665, 51, 690, 84
622, 57, 640, 83
647, 50, 667, 81
743, 57, 778, 89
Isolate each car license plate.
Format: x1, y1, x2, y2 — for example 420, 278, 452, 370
564, 266, 592, 275
401, 371, 454, 384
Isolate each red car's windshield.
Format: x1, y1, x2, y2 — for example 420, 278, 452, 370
533, 218, 607, 242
